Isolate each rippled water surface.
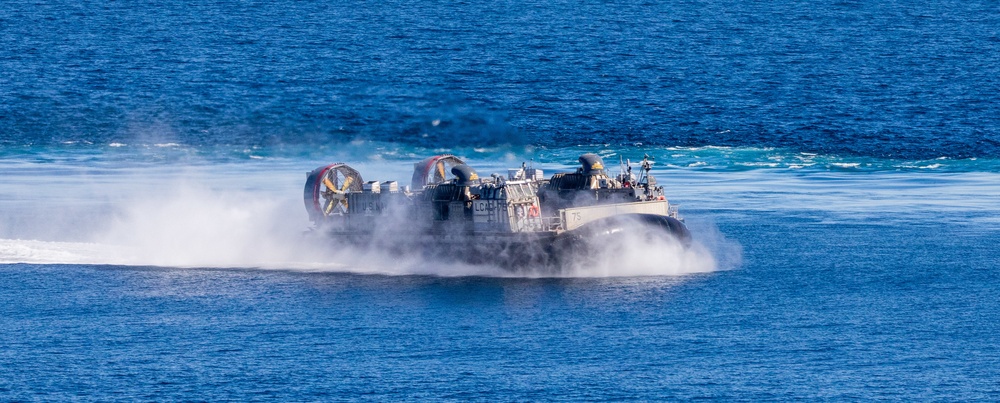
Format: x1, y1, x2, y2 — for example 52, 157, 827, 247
3, 0, 999, 158
3, 0, 1000, 400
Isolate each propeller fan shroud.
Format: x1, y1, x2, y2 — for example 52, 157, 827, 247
304, 163, 364, 221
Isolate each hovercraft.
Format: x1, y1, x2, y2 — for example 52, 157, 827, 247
304, 153, 690, 268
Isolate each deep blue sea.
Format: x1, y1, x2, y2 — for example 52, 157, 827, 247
3, 0, 1000, 400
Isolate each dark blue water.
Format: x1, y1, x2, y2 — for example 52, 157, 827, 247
3, 1, 999, 158
3, 0, 1000, 400
3, 216, 999, 400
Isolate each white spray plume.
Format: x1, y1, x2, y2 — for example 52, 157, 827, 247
1, 167, 737, 277
95, 182, 328, 269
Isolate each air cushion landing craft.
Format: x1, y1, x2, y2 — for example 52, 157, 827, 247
304, 153, 690, 268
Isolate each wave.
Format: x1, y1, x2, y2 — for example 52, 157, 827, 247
4, 141, 1000, 173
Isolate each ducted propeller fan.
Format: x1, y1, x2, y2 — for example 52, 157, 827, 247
304, 163, 364, 222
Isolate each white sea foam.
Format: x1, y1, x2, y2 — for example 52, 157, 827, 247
0, 239, 114, 265
0, 165, 727, 278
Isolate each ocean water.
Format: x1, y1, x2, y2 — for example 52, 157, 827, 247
3, 0, 1000, 400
